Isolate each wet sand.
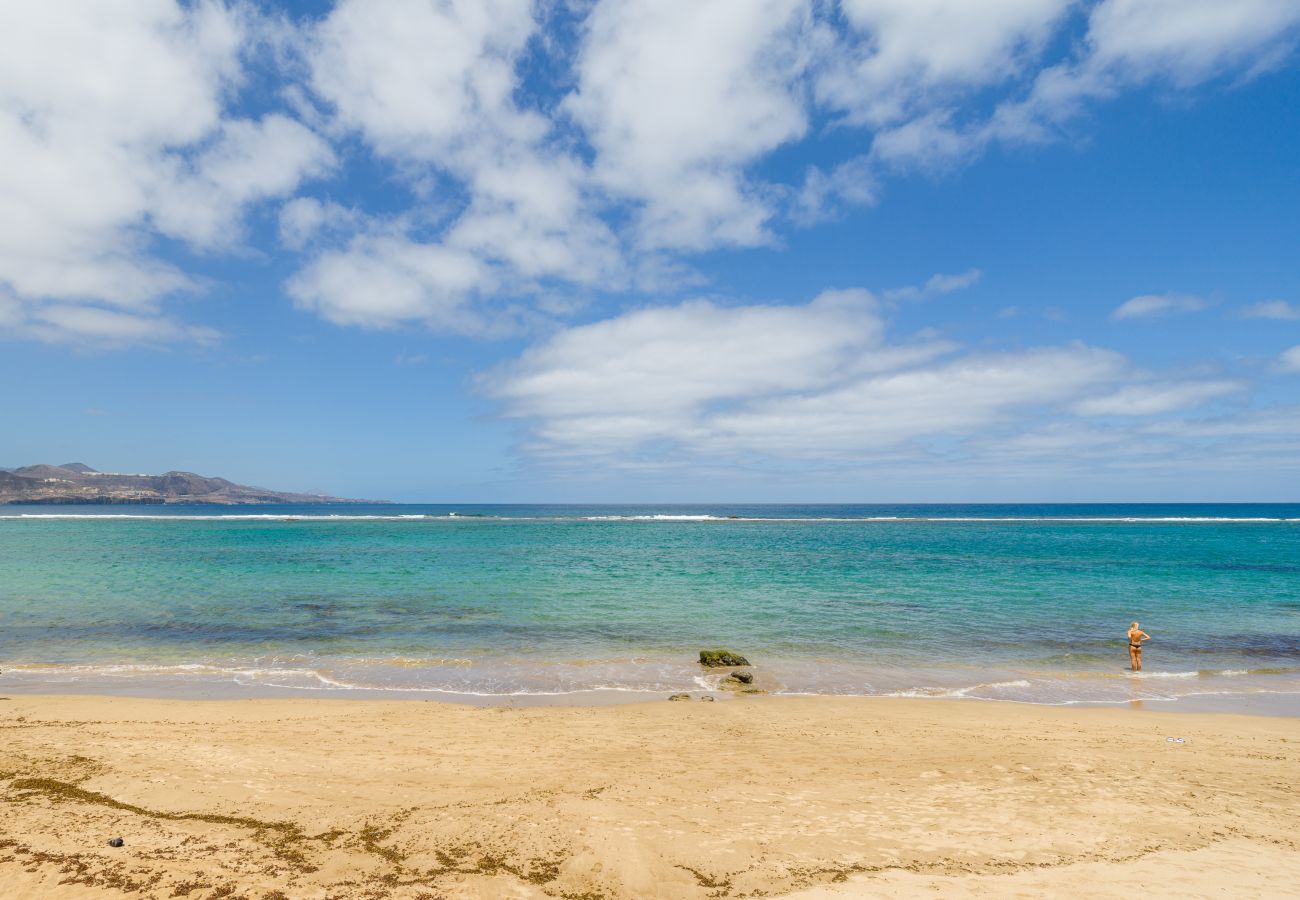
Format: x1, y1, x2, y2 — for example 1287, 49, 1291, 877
2, 694, 1297, 898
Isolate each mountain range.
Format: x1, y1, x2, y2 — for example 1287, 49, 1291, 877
0, 464, 373, 505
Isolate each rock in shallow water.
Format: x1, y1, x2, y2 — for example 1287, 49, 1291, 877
668, 693, 691, 701
728, 671, 754, 685
698, 649, 750, 667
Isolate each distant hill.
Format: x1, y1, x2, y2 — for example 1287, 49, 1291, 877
0, 464, 377, 505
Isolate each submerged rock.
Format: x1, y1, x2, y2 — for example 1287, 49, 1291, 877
698, 649, 750, 667
728, 671, 754, 685
668, 693, 691, 701
698, 695, 715, 702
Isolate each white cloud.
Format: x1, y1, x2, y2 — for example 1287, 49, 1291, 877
483, 292, 1300, 486
151, 115, 335, 248
490, 289, 890, 431
1242, 299, 1300, 320
481, 279, 1300, 481
6, 0, 1298, 348
294, 0, 623, 329
1143, 405, 1300, 438
707, 344, 1125, 457
394, 349, 429, 367
1009, 0, 1300, 133
0, 1, 329, 344
444, 152, 622, 287
0, 1, 237, 307
951, 414, 1300, 484
1074, 380, 1241, 416
484, 288, 1138, 461
0, 290, 218, 348
882, 269, 982, 303
868, 0, 1300, 170
870, 110, 981, 169
26, 305, 219, 347
819, 0, 1073, 126
277, 197, 363, 251
1110, 292, 1208, 320
1280, 345, 1300, 373
1085, 0, 1300, 84
308, 0, 539, 162
566, 0, 813, 250
256, 0, 1300, 338
791, 154, 878, 224
288, 234, 491, 332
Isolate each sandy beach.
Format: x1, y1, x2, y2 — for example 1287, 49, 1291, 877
1, 695, 1297, 899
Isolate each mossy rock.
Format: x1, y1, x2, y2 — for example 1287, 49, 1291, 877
698, 649, 750, 667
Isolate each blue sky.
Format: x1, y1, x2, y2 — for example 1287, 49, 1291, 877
2, 0, 1300, 502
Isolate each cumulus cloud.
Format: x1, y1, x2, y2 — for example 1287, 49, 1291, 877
1110, 292, 1208, 320
483, 289, 1141, 461
5, 1, 1299, 346
0, 2, 236, 306
480, 290, 1300, 486
869, 0, 1300, 170
1084, 0, 1300, 84
308, 0, 539, 161
151, 115, 335, 248
0, 1, 331, 345
704, 345, 1126, 457
1242, 299, 1300, 320
818, 0, 1073, 127
288, 234, 492, 332
487, 289, 897, 444
567, 0, 812, 250
291, 0, 623, 329
1011, 0, 1300, 133
282, 0, 1300, 333
277, 197, 363, 251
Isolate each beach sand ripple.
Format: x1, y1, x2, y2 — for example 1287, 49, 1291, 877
1, 695, 1297, 898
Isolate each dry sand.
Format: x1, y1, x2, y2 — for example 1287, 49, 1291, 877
1, 693, 1297, 899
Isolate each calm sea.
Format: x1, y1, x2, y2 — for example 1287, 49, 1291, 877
2, 503, 1298, 711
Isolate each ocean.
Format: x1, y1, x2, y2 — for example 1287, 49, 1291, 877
2, 503, 1298, 712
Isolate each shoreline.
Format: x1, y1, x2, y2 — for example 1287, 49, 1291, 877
3, 679, 1300, 717
8, 505, 1299, 730
2, 693, 1297, 898
4, 658, 1299, 717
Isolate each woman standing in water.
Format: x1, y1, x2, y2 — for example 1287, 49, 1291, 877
1127, 621, 1151, 671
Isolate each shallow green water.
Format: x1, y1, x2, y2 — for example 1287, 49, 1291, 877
2, 503, 1298, 707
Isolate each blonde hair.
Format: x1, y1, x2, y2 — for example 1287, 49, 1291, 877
1131, 621, 1139, 629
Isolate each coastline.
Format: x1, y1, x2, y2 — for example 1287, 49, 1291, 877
6, 504, 1299, 721
3, 676, 1300, 718
4, 656, 1298, 717
3, 694, 1297, 898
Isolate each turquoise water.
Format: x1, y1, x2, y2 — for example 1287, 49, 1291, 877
2, 504, 1299, 708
